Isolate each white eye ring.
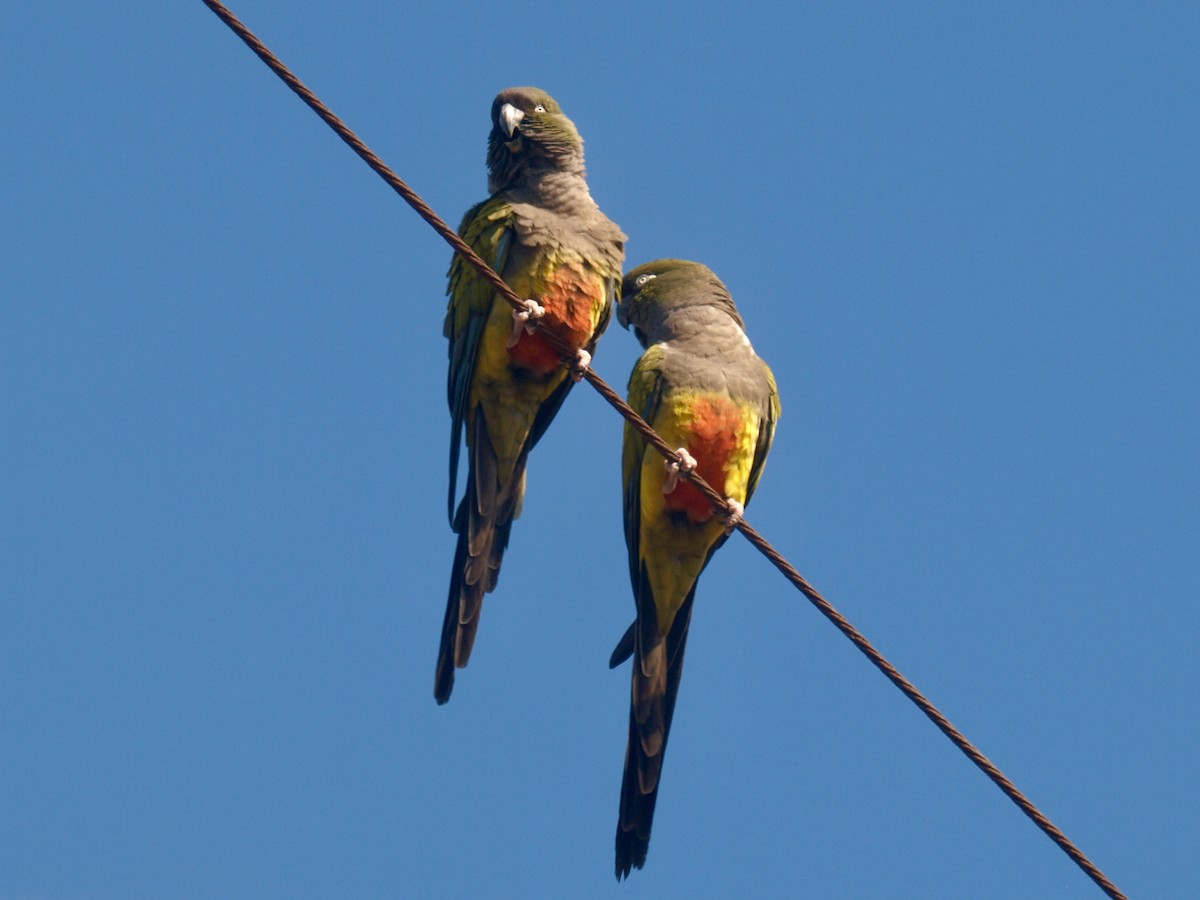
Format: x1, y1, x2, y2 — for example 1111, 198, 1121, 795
635, 273, 656, 287
534, 104, 546, 112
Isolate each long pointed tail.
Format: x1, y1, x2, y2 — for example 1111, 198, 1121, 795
434, 514, 480, 704
433, 495, 517, 703
433, 430, 523, 704
615, 707, 658, 876
614, 590, 696, 878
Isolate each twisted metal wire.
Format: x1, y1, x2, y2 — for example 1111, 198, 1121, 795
199, 3, 1127, 897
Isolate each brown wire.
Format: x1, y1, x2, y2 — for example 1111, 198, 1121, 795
199, 3, 1128, 897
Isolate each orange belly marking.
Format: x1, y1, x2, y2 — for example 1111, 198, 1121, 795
663, 396, 743, 522
508, 266, 602, 374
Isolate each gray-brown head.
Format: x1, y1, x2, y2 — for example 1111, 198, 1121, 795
486, 87, 586, 193
618, 259, 746, 349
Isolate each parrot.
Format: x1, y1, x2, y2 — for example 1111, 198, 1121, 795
609, 259, 780, 878
435, 87, 626, 704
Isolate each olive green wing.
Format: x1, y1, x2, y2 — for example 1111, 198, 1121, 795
608, 344, 666, 669
621, 344, 668, 596
744, 361, 780, 507
443, 196, 515, 522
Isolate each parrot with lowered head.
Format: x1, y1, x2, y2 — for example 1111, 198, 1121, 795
609, 259, 779, 878
435, 88, 626, 704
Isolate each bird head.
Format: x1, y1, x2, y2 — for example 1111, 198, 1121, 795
618, 259, 745, 347
487, 87, 585, 192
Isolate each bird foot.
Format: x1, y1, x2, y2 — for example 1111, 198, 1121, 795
662, 448, 697, 494
506, 298, 546, 348
570, 349, 591, 383
719, 499, 745, 534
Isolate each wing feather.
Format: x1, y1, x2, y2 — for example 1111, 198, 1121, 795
444, 198, 515, 522
744, 362, 780, 506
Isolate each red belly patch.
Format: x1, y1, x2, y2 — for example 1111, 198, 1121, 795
663, 396, 743, 522
508, 267, 601, 374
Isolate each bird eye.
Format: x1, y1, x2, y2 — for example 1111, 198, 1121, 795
534, 104, 546, 113
635, 273, 656, 287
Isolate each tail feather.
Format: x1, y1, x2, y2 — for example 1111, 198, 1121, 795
615, 711, 653, 876
614, 586, 696, 879
472, 423, 499, 518
633, 641, 667, 764
434, 522, 480, 705
433, 415, 524, 705
608, 621, 635, 669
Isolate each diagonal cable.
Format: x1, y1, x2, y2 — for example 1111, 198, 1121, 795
198, 3, 1127, 898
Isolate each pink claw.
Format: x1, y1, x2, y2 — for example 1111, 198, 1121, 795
662, 448, 697, 495
570, 349, 591, 382
719, 499, 744, 534
506, 298, 545, 348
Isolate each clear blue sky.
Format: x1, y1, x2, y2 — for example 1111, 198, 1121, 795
3, 2, 1197, 897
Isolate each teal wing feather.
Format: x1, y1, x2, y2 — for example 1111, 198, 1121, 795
622, 345, 666, 596
609, 346, 665, 669
744, 362, 780, 506
444, 197, 515, 523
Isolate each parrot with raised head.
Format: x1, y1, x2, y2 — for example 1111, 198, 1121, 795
435, 88, 626, 704
609, 259, 779, 877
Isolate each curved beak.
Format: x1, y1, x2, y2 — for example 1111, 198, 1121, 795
616, 299, 631, 329
498, 103, 525, 139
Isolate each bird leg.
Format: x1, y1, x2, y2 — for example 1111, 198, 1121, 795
662, 448, 697, 495
718, 499, 744, 534
570, 349, 592, 383
506, 298, 546, 348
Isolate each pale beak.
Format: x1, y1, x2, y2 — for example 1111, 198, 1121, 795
498, 103, 525, 139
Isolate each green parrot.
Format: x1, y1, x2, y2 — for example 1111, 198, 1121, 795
435, 88, 626, 704
609, 260, 780, 878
